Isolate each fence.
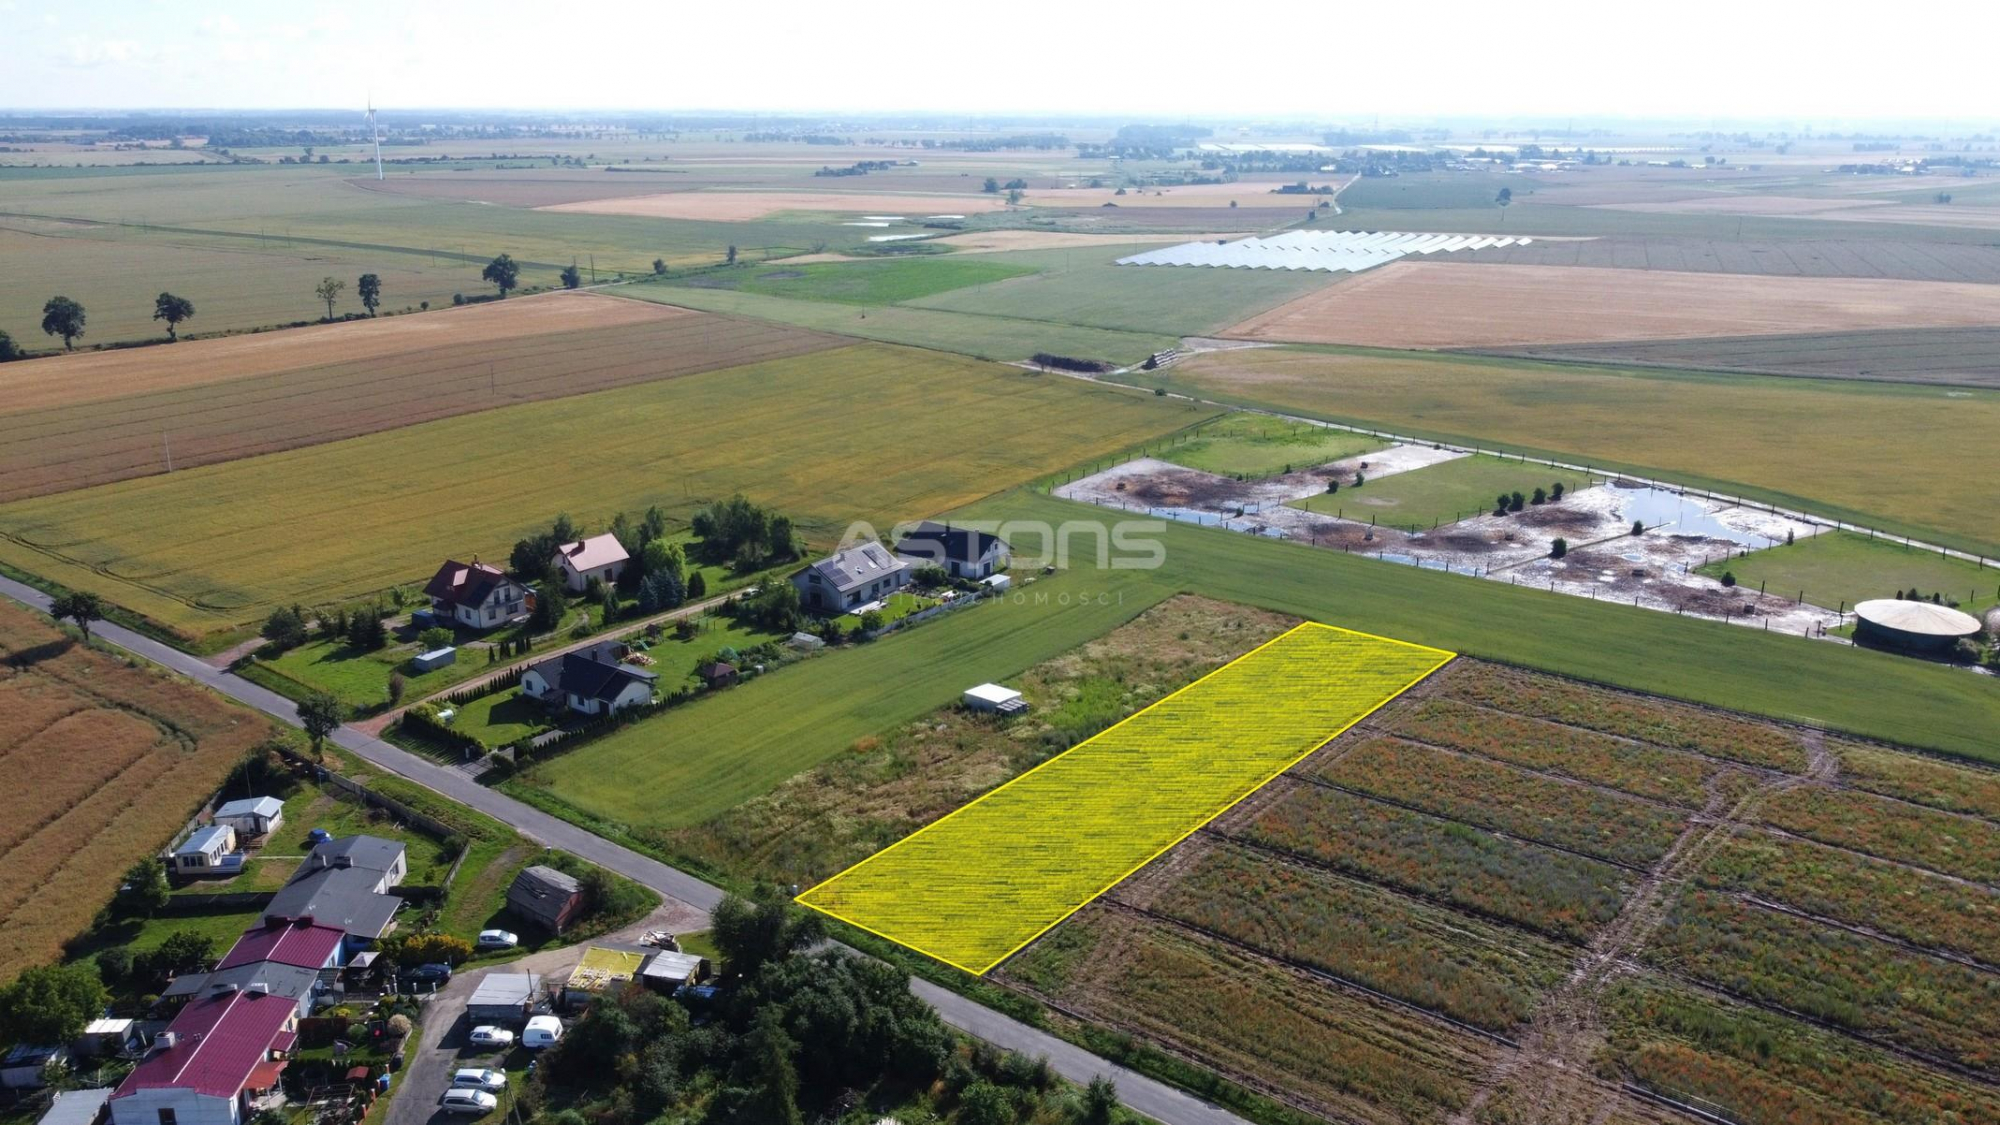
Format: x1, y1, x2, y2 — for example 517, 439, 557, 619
161, 890, 275, 913
269, 743, 461, 842
860, 588, 992, 640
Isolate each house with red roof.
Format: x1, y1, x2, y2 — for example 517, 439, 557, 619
217, 917, 344, 973
109, 988, 298, 1125
422, 560, 528, 630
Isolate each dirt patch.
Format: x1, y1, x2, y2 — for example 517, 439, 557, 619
539, 191, 1010, 222
1223, 261, 2000, 349
0, 292, 690, 415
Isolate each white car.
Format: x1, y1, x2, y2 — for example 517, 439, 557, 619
476, 929, 519, 950
438, 1090, 496, 1115
467, 1026, 514, 1049
522, 1015, 563, 1049
452, 1068, 507, 1093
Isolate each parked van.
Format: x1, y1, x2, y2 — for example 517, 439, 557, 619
523, 1015, 563, 1049
451, 1068, 507, 1093
438, 1089, 497, 1115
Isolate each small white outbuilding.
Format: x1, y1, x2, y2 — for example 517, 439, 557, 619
962, 683, 1026, 715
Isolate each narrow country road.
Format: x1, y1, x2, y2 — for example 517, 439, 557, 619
1, 576, 1247, 1125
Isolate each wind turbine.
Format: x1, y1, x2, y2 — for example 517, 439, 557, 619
365, 98, 383, 180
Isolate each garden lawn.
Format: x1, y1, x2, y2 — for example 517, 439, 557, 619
1290, 454, 1594, 532
450, 691, 553, 750
1168, 414, 1386, 478
1696, 529, 2000, 614
255, 637, 483, 715
834, 591, 939, 634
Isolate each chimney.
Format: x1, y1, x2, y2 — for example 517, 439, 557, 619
157, 1032, 178, 1051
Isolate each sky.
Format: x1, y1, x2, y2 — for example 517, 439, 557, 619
1, 0, 1994, 125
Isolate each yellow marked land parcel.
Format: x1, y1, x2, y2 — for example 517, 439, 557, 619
796, 622, 1453, 974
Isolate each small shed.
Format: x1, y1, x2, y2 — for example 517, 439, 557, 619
981, 573, 1013, 593
467, 972, 543, 1025
171, 824, 238, 874
639, 951, 709, 992
412, 646, 457, 673
75, 1018, 141, 1059
35, 1087, 111, 1125
214, 796, 285, 838
507, 865, 583, 934
696, 662, 738, 688
962, 683, 1027, 715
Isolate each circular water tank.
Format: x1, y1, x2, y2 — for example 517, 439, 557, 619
1853, 599, 1982, 652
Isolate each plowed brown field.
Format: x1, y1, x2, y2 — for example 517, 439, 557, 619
0, 296, 841, 501
540, 191, 1008, 221
1224, 261, 2000, 349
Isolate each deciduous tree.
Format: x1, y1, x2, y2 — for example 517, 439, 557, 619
153, 291, 195, 340
482, 253, 521, 297
49, 590, 104, 642
41, 295, 86, 350
357, 273, 382, 316
298, 691, 342, 760
0, 963, 108, 1045
314, 276, 345, 319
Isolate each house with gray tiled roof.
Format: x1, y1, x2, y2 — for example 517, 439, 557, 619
790, 542, 910, 615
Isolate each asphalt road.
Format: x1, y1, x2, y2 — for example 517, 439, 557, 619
2, 577, 1249, 1125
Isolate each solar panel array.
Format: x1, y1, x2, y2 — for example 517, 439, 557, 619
1116, 230, 1532, 273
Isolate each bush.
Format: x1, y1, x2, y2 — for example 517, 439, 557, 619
1721, 571, 1737, 588
1632, 519, 1646, 536
384, 932, 473, 966
417, 626, 454, 652
1550, 538, 1567, 559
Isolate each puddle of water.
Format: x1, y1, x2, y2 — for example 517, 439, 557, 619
841, 221, 892, 227
1614, 486, 1773, 547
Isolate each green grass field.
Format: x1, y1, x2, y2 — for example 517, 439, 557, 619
673, 257, 1036, 305
0, 343, 1210, 638
1291, 454, 1594, 531
624, 282, 1173, 364
903, 247, 1336, 336
1122, 346, 2000, 560
1167, 414, 1386, 478
511, 489, 2000, 843
1696, 530, 2000, 615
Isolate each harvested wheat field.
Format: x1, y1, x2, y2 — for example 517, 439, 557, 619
1026, 181, 1341, 209
1225, 261, 2000, 349
5, 292, 687, 414
0, 298, 841, 501
0, 601, 276, 979
540, 191, 1010, 222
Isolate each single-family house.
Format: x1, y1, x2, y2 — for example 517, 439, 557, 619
35, 1088, 112, 1125
895, 521, 1010, 580
467, 973, 544, 1025
159, 962, 323, 1019
262, 868, 399, 947
211, 798, 284, 839
299, 835, 407, 891
219, 917, 346, 972
108, 987, 299, 1125
790, 542, 910, 615
521, 642, 657, 717
422, 560, 529, 631
554, 534, 630, 593
506, 865, 583, 934
171, 825, 238, 876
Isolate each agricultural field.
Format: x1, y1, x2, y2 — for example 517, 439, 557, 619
1478, 326, 2000, 388
0, 294, 841, 501
1695, 529, 2000, 615
1118, 344, 2000, 559
539, 189, 1010, 222
1290, 454, 1592, 532
1454, 235, 2000, 283
0, 344, 1210, 639
0, 600, 278, 979
1830, 739, 2000, 819
796, 623, 1450, 973
1164, 413, 1385, 478
657, 595, 1297, 887
1222, 261, 2000, 349
1756, 785, 2000, 883
668, 257, 1035, 305
1001, 650, 2000, 1124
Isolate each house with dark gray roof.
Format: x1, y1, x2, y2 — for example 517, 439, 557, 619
300, 835, 406, 891
895, 521, 1010, 579
159, 961, 323, 1018
264, 867, 399, 946
506, 865, 583, 934
790, 542, 910, 615
521, 641, 658, 717
423, 559, 529, 630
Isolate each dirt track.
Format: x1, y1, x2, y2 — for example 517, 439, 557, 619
539, 190, 1009, 221
1, 293, 690, 414
1224, 261, 2000, 349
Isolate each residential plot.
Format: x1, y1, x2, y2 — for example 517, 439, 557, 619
0, 296, 842, 501
1695, 530, 2000, 616
1290, 453, 1592, 532
0, 602, 277, 978
0, 343, 1205, 638
1223, 261, 2000, 349
796, 623, 1452, 974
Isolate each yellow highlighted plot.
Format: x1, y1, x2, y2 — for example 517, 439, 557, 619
796, 622, 1453, 974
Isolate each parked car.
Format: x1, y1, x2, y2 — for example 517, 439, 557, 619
468, 1026, 515, 1049
476, 929, 519, 950
306, 828, 333, 845
523, 1015, 563, 1049
438, 1090, 497, 1115
451, 1068, 507, 1093
404, 962, 452, 987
